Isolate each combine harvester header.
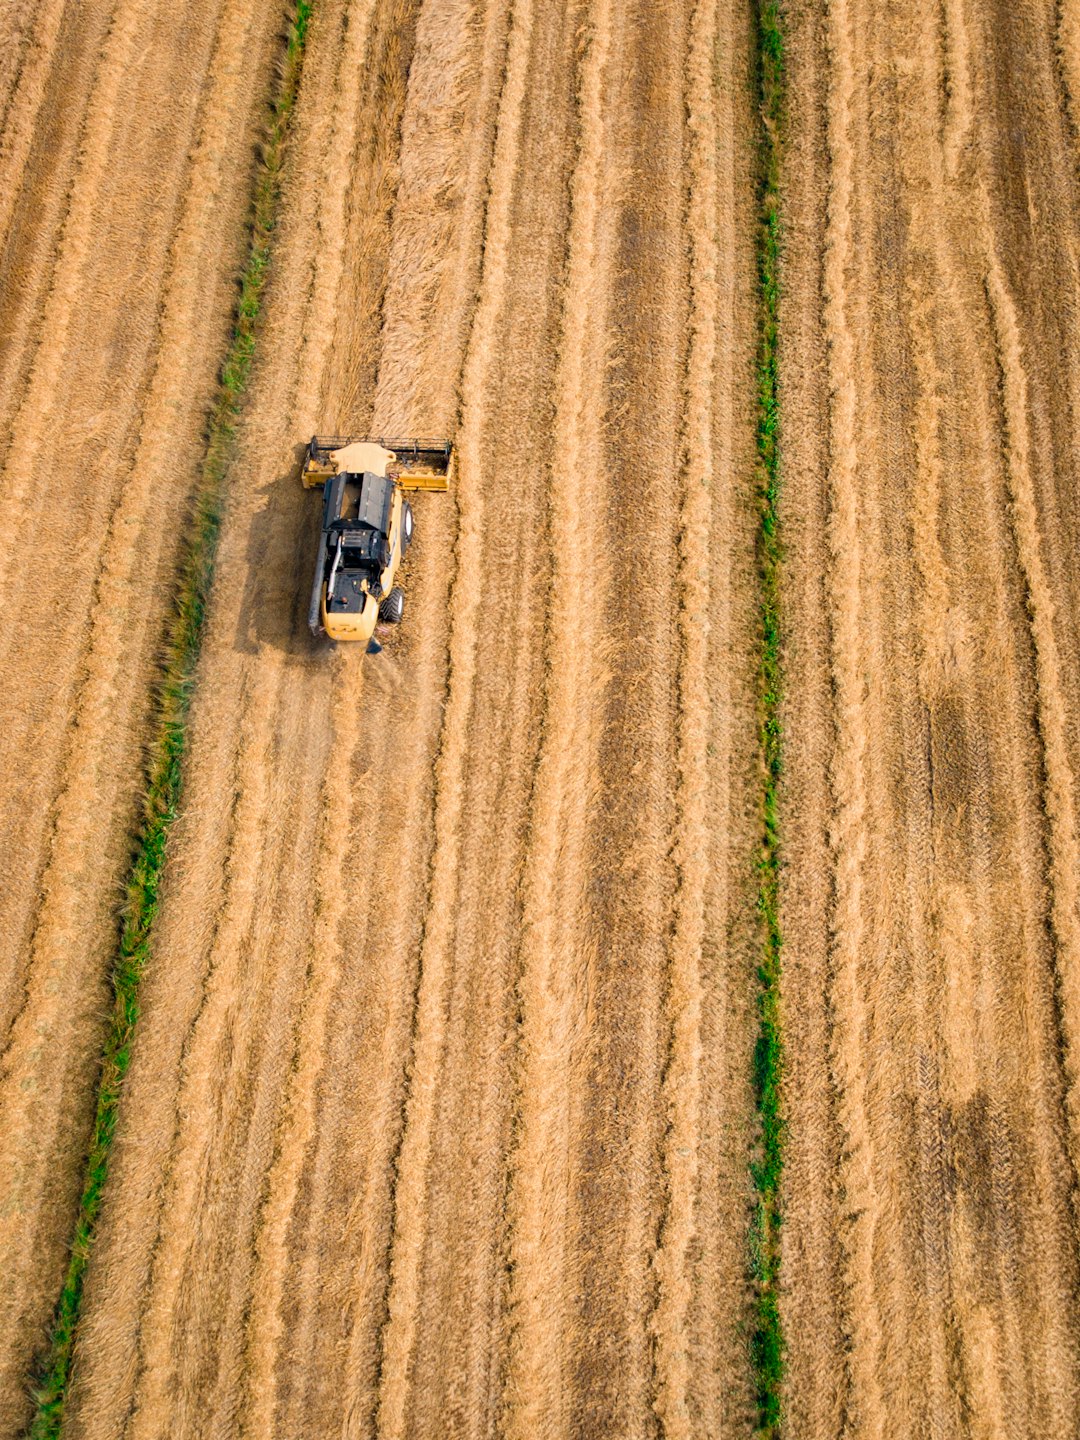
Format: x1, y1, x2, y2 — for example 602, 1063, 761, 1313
302, 435, 454, 491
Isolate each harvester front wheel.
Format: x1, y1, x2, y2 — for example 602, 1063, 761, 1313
379, 586, 405, 625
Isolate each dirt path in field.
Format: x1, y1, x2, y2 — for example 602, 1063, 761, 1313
781, 0, 1080, 1431
63, 0, 761, 1434
0, 3, 283, 1430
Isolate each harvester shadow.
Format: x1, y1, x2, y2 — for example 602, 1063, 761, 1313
232, 442, 332, 663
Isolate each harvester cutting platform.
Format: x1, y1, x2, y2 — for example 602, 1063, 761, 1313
302, 436, 452, 649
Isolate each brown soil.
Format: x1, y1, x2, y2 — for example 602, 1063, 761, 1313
0, 2, 283, 1431
781, 0, 1080, 1432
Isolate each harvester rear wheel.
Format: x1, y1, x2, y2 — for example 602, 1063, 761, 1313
379, 586, 405, 625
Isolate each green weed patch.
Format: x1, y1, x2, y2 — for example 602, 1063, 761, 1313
750, 0, 786, 1435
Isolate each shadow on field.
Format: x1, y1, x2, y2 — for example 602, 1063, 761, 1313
232, 441, 331, 662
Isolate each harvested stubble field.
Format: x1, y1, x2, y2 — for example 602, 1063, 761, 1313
0, 0, 1078, 1436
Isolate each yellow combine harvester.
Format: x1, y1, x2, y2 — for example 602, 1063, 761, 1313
301, 436, 452, 650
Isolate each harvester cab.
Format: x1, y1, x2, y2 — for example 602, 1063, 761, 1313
301, 436, 453, 650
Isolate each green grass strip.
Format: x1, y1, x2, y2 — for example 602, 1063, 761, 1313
749, 0, 785, 1435
26, 5, 313, 1435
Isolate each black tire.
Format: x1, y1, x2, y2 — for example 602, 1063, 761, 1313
401, 500, 414, 552
379, 585, 404, 625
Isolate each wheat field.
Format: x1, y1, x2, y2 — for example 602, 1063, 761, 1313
1, 0, 1079, 1435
